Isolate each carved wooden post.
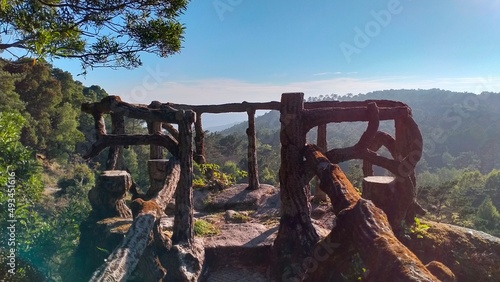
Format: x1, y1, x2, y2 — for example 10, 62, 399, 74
148, 101, 164, 193
88, 170, 132, 220
194, 111, 206, 164
273, 93, 319, 280
314, 123, 328, 201
168, 110, 205, 282
148, 120, 163, 159
148, 101, 164, 160
394, 116, 420, 223
106, 113, 124, 170
172, 110, 195, 245
246, 107, 260, 190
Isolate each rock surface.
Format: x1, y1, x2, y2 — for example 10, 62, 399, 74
194, 184, 278, 212
402, 220, 500, 282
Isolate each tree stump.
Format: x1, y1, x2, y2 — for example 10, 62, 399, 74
362, 176, 402, 226
88, 170, 132, 220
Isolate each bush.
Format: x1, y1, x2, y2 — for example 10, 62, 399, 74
193, 162, 245, 190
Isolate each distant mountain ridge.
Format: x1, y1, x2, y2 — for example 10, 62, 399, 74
220, 89, 500, 173
220, 110, 280, 135
205, 121, 242, 133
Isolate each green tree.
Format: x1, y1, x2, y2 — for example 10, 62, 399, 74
0, 111, 47, 279
221, 161, 247, 183
0, 111, 43, 205
47, 102, 84, 161
449, 170, 486, 217
0, 134, 95, 281
257, 143, 279, 185
475, 197, 500, 235
193, 163, 240, 190
0, 0, 188, 71
9, 61, 63, 151
418, 181, 457, 222
52, 68, 84, 108
484, 169, 500, 209
2, 61, 87, 161
122, 148, 139, 179
219, 134, 243, 157
0, 59, 24, 113
29, 158, 95, 281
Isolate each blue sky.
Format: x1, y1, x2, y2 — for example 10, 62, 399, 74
52, 0, 500, 109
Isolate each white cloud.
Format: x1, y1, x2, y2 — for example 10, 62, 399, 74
116, 75, 500, 106
312, 72, 332, 76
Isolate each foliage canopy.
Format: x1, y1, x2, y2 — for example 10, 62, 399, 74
0, 0, 189, 72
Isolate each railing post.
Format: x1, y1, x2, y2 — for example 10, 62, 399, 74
172, 110, 195, 245
246, 107, 260, 190
394, 116, 421, 224
273, 93, 319, 280
194, 111, 206, 164
147, 101, 164, 194
148, 101, 164, 160
106, 113, 124, 170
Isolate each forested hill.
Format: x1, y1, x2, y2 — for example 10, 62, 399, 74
222, 89, 500, 173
